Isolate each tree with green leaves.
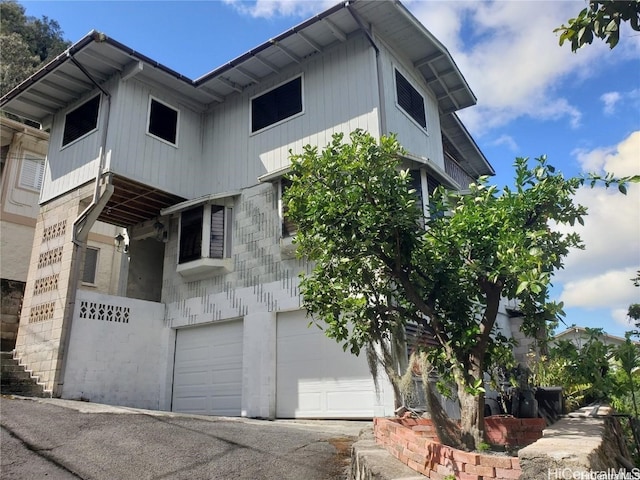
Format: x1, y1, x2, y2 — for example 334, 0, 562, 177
285, 130, 636, 450
0, 0, 70, 97
555, 0, 640, 52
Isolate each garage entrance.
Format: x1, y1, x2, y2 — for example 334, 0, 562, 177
276, 311, 376, 418
172, 320, 243, 416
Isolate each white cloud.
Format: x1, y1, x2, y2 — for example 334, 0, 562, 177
612, 307, 634, 329
407, 0, 639, 135
574, 130, 640, 176
222, 0, 331, 18
556, 132, 640, 321
489, 134, 518, 151
560, 268, 639, 309
600, 91, 622, 115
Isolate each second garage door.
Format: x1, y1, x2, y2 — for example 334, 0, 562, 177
172, 320, 243, 416
276, 311, 376, 418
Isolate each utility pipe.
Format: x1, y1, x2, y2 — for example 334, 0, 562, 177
54, 52, 113, 395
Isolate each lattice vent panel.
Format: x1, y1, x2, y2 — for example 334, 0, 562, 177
79, 301, 130, 324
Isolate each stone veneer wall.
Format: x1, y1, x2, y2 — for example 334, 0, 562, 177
14, 182, 95, 393
374, 417, 545, 480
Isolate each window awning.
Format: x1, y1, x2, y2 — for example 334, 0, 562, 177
257, 165, 291, 183
160, 190, 241, 216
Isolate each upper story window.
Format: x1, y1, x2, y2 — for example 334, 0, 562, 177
178, 203, 232, 265
82, 246, 99, 285
147, 97, 179, 146
395, 70, 426, 129
19, 155, 45, 191
251, 76, 303, 133
62, 95, 100, 147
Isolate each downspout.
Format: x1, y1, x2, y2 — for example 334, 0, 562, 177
54, 52, 113, 395
346, 2, 387, 136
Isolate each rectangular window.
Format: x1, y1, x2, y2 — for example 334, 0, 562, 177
179, 206, 204, 264
82, 247, 99, 284
179, 204, 232, 264
148, 97, 178, 145
251, 76, 303, 133
395, 70, 426, 129
280, 178, 297, 238
62, 95, 100, 147
19, 155, 45, 191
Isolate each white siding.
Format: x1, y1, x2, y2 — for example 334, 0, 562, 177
107, 79, 205, 198
203, 34, 380, 194
376, 37, 445, 169
41, 80, 118, 203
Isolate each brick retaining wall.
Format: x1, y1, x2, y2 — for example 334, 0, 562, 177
374, 417, 545, 479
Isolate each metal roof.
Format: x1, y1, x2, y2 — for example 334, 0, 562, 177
0, 0, 492, 177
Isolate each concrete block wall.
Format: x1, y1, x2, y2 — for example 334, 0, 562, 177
61, 290, 169, 410
163, 182, 310, 325
14, 182, 93, 393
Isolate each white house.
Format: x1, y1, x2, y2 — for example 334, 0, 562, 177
0, 0, 499, 419
0, 117, 125, 352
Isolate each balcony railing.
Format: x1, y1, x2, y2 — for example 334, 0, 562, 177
444, 153, 475, 189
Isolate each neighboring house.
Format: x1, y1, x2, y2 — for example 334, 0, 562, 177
553, 326, 639, 349
0, 0, 513, 418
0, 117, 124, 351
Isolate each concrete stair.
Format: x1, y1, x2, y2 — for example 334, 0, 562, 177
0, 351, 52, 397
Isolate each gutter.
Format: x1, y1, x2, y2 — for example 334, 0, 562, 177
345, 2, 387, 136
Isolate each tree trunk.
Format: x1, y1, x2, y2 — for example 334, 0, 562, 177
421, 370, 464, 450
457, 385, 485, 451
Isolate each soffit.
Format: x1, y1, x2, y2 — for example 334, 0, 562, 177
440, 112, 494, 177
99, 175, 186, 227
0, 0, 476, 123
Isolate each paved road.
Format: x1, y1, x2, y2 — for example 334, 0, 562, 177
1, 396, 368, 480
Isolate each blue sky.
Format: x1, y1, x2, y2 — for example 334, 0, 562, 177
21, 0, 640, 338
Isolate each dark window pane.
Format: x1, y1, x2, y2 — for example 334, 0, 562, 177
179, 206, 203, 263
252, 77, 302, 132
210, 206, 225, 259
149, 99, 178, 144
395, 70, 426, 129
62, 95, 100, 146
82, 247, 98, 284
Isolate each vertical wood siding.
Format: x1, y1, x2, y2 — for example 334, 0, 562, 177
376, 38, 445, 169
107, 79, 204, 198
41, 34, 384, 202
203, 34, 380, 194
41, 79, 120, 203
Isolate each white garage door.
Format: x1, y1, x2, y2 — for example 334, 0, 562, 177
276, 311, 376, 418
172, 320, 243, 416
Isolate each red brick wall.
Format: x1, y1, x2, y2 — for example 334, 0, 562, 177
485, 417, 546, 447
373, 417, 544, 480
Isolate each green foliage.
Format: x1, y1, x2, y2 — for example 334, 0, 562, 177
286, 130, 635, 449
555, 0, 640, 52
0, 0, 70, 97
529, 328, 640, 416
476, 441, 491, 453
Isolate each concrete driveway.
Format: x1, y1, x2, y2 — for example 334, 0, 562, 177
1, 396, 369, 480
